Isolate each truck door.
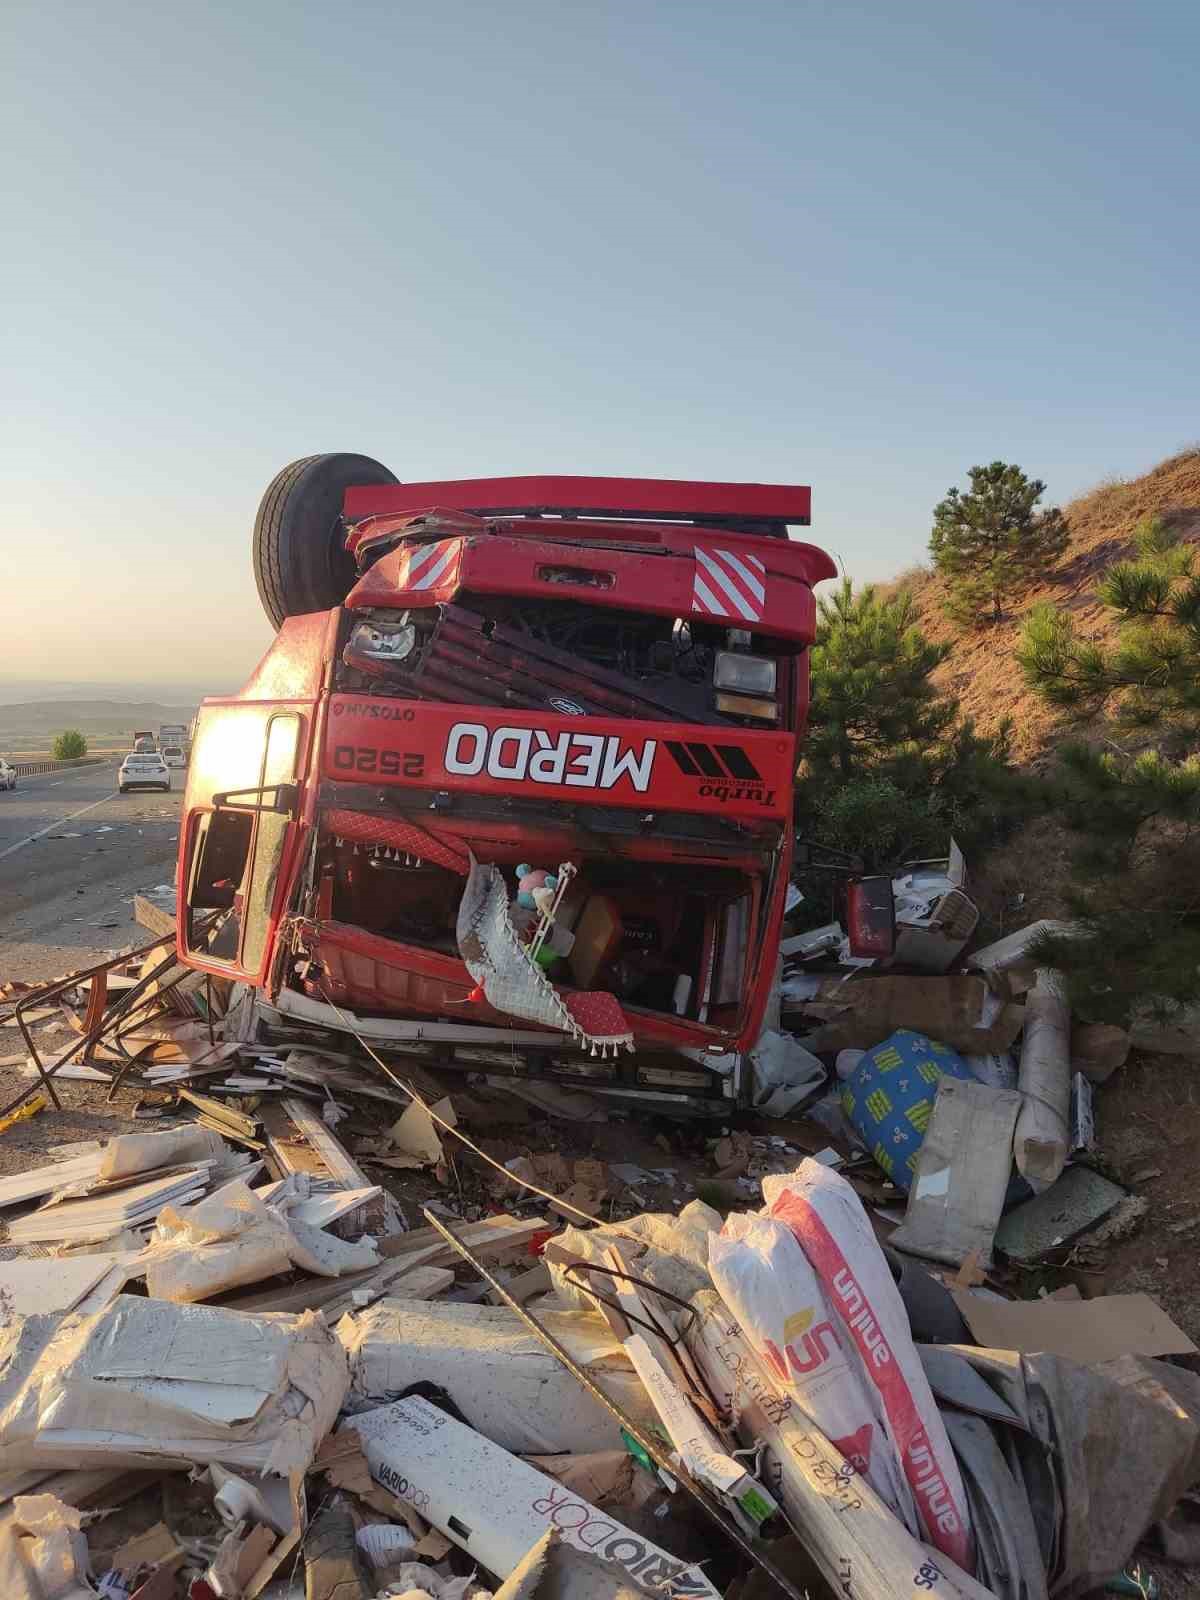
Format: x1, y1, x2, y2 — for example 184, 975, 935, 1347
181, 710, 304, 984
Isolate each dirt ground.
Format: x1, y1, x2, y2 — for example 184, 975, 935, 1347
898, 446, 1200, 761
1092, 1049, 1200, 1336
1091, 1054, 1200, 1600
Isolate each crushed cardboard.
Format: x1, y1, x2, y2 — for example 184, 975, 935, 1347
0, 1294, 348, 1477
789, 974, 1025, 1054
951, 1290, 1197, 1363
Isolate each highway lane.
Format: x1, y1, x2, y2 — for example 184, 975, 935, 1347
0, 762, 184, 979
0, 760, 124, 859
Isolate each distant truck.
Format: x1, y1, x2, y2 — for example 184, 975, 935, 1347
132, 729, 157, 754
159, 723, 190, 770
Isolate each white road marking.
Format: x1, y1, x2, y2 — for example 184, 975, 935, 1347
0, 792, 120, 862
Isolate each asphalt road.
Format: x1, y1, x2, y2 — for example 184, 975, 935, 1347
0, 761, 183, 982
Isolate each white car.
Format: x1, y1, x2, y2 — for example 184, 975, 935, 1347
0, 758, 15, 791
118, 752, 171, 793
160, 742, 187, 770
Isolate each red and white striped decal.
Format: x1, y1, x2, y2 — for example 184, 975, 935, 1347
401, 538, 460, 592
692, 546, 767, 622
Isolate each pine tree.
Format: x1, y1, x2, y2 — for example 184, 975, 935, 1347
1017, 517, 1200, 1022
930, 462, 1069, 626
1017, 515, 1200, 746
798, 580, 1021, 871
804, 579, 956, 781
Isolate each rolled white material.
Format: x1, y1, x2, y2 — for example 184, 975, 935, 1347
1014, 968, 1071, 1192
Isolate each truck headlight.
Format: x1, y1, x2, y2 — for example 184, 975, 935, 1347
346, 618, 417, 663
714, 651, 776, 695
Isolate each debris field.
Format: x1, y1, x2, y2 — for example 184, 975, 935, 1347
0, 862, 1196, 1600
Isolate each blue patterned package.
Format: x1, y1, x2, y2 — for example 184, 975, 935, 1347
840, 1028, 976, 1189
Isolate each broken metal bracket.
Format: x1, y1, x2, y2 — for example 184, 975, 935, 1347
561, 1259, 698, 1344
4, 931, 177, 1118
0, 916, 220, 1121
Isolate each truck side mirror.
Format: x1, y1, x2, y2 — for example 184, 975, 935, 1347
846, 875, 895, 958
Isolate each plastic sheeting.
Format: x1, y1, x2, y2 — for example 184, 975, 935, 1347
97, 1123, 228, 1182
549, 1201, 720, 1310
709, 1211, 918, 1530
337, 1299, 657, 1453
0, 1294, 349, 1477
763, 1160, 974, 1572
931, 1345, 1200, 1598
143, 1179, 378, 1302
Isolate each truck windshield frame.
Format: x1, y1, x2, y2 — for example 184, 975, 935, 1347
184, 712, 302, 977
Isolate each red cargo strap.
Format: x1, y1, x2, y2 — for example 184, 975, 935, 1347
321, 808, 471, 875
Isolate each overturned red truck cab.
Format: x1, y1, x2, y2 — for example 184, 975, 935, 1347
177, 457, 837, 1112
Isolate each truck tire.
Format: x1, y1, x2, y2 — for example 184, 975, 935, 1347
252, 453, 399, 628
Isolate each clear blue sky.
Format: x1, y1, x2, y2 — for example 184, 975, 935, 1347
4, 1, 1197, 694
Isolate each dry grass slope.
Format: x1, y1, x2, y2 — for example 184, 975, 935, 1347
892, 448, 1200, 761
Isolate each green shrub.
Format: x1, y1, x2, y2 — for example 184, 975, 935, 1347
1018, 518, 1200, 1021
52, 730, 87, 761
796, 580, 1027, 876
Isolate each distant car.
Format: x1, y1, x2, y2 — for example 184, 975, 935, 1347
118, 752, 171, 793
0, 758, 15, 791
160, 742, 187, 770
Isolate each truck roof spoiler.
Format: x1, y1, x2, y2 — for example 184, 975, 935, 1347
343, 474, 812, 529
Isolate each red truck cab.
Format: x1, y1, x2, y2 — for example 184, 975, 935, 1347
177, 461, 835, 1111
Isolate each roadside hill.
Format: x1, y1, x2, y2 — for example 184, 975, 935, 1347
0, 701, 196, 754
893, 447, 1200, 760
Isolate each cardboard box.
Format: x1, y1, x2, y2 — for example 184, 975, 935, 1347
797, 975, 1025, 1055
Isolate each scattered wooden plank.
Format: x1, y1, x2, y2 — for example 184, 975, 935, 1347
1, 1006, 61, 1027
257, 1182, 383, 1230
222, 1260, 454, 1317
196, 1114, 265, 1151
219, 1209, 547, 1312
273, 1049, 410, 1106
0, 1467, 158, 1523
0, 1255, 122, 1317
133, 893, 177, 939
0, 1469, 53, 1506
19, 1060, 111, 1082
321, 1262, 455, 1320
278, 1096, 371, 1188
0, 1151, 105, 1210
375, 1212, 553, 1279
178, 1087, 259, 1140
7, 1166, 213, 1245
486, 1260, 552, 1306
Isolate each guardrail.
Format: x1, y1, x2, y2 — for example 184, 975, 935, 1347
11, 755, 112, 778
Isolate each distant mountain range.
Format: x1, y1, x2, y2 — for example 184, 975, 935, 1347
0, 700, 200, 754
0, 678, 222, 706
